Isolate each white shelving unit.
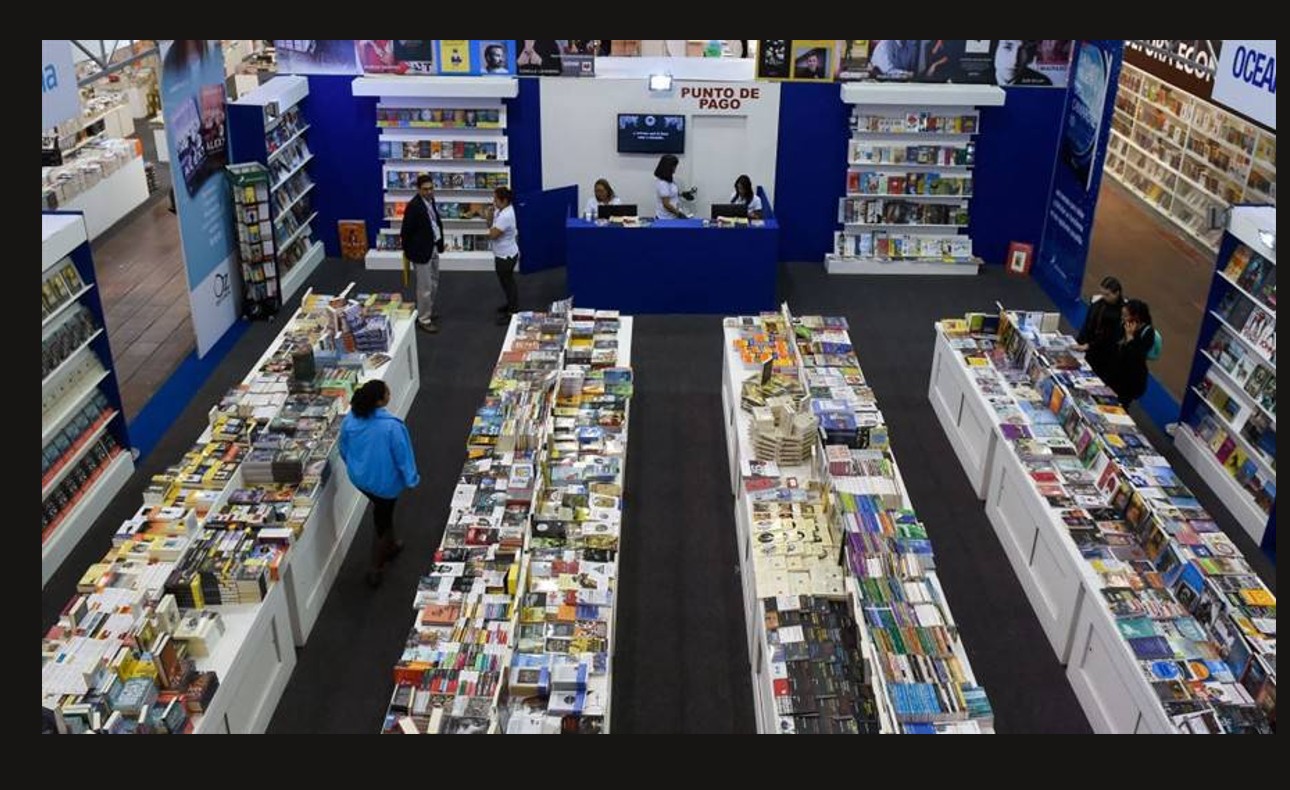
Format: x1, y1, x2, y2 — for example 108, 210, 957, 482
41, 213, 134, 587
355, 76, 518, 274
1106, 62, 1276, 254
826, 83, 1004, 276
1176, 205, 1276, 546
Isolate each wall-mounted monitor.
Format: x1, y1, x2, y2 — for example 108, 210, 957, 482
617, 113, 685, 154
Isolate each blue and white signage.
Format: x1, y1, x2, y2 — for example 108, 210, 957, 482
1213, 40, 1276, 130
42, 40, 78, 132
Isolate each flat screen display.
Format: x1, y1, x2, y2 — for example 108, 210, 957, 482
617, 114, 685, 154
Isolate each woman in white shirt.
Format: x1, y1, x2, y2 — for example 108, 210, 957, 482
731, 174, 764, 219
653, 154, 692, 219
488, 187, 520, 324
583, 178, 622, 219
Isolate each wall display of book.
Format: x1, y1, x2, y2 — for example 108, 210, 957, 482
370, 95, 511, 272
42, 214, 134, 588
1105, 61, 1276, 254
828, 105, 983, 272
724, 308, 992, 733
42, 289, 414, 733
381, 301, 633, 735
227, 76, 324, 305
1176, 209, 1276, 549
939, 308, 1275, 733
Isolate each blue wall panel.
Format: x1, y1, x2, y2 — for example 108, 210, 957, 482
302, 75, 382, 257
971, 89, 1066, 265
773, 82, 1068, 268
774, 83, 849, 263
508, 78, 544, 197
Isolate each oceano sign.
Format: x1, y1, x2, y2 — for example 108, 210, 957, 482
1213, 39, 1277, 131
41, 40, 79, 132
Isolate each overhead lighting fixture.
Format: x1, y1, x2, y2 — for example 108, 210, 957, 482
1258, 229, 1275, 252
648, 73, 673, 92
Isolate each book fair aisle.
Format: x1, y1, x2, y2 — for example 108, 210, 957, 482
41, 39, 1274, 736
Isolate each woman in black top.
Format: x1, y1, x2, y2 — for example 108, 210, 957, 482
1108, 299, 1155, 407
1075, 276, 1124, 383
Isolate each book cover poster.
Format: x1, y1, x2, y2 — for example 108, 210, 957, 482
273, 40, 362, 75
756, 39, 791, 80
392, 40, 436, 74
475, 40, 515, 75
357, 40, 398, 73
438, 40, 473, 74
956, 40, 1070, 87
835, 39, 872, 81
792, 40, 834, 81
516, 39, 563, 76
338, 220, 368, 260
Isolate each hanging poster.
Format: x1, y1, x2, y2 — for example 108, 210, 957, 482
160, 40, 239, 357
1034, 40, 1124, 307
514, 40, 596, 77
392, 40, 436, 74
475, 40, 515, 75
835, 39, 872, 81
756, 39, 791, 80
757, 39, 1073, 86
791, 40, 835, 81
438, 40, 473, 74
274, 40, 362, 75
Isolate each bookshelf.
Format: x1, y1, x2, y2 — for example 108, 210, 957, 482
932, 309, 1275, 733
352, 76, 518, 273
227, 75, 326, 305
1105, 62, 1276, 254
42, 212, 134, 588
826, 83, 1004, 276
1176, 205, 1276, 547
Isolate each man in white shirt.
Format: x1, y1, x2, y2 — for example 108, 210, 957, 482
488, 187, 520, 325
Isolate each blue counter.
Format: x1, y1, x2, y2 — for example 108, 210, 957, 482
565, 218, 779, 315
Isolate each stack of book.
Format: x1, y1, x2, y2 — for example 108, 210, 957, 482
42, 289, 413, 733
502, 308, 631, 735
725, 308, 992, 734
941, 311, 1276, 733
384, 304, 573, 735
764, 596, 880, 734
42, 588, 213, 734
748, 396, 817, 465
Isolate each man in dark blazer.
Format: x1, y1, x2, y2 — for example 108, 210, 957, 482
401, 174, 444, 333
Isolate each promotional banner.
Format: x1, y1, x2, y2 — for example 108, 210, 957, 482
41, 39, 79, 132
1034, 40, 1124, 308
515, 40, 596, 77
757, 40, 1073, 86
280, 40, 518, 76
160, 40, 239, 357
274, 40, 363, 75
1124, 40, 1222, 100
1212, 40, 1276, 131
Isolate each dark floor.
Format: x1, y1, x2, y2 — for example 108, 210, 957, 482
1085, 178, 1214, 401
41, 258, 1275, 735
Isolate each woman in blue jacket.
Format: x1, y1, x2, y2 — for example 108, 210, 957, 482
339, 380, 421, 587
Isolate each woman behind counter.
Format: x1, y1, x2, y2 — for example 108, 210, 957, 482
583, 178, 622, 219
653, 154, 694, 219
731, 174, 764, 219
